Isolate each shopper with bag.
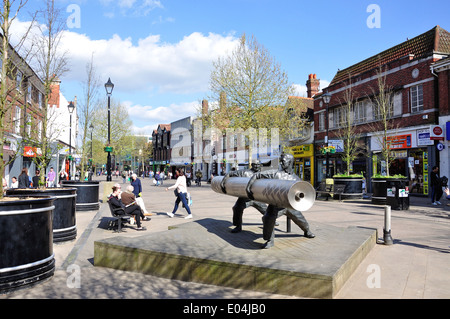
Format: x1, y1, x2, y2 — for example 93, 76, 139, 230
166, 168, 193, 219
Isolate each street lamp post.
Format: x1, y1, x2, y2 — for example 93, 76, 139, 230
89, 123, 94, 180
67, 101, 75, 180
322, 92, 332, 178
104, 78, 114, 181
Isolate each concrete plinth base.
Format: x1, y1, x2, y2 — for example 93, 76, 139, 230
94, 218, 376, 298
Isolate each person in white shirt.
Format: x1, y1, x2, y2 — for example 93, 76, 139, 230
11, 176, 18, 188
166, 168, 192, 219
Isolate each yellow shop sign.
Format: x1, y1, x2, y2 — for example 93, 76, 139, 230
289, 144, 314, 157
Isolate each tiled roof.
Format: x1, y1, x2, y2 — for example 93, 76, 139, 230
330, 26, 450, 86
287, 96, 313, 111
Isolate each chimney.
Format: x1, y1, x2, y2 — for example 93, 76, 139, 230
306, 74, 320, 98
202, 99, 208, 116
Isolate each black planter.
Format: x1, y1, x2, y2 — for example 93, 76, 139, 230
385, 178, 410, 210
371, 178, 387, 205
333, 177, 363, 199
0, 196, 55, 293
6, 188, 77, 243
61, 180, 99, 211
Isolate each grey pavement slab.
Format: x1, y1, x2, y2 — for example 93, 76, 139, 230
2, 176, 450, 299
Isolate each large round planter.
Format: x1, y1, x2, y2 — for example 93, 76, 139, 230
61, 180, 99, 211
0, 196, 56, 293
6, 188, 77, 243
333, 177, 363, 199
385, 178, 410, 210
371, 178, 387, 205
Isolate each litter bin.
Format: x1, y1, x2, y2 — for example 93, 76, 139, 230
385, 178, 409, 210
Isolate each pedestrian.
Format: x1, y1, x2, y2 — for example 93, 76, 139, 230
155, 171, 160, 186
108, 184, 146, 231
195, 169, 202, 186
166, 168, 193, 219
130, 173, 152, 216
430, 165, 442, 205
18, 168, 30, 188
59, 169, 68, 186
32, 170, 40, 188
11, 176, 18, 188
47, 167, 56, 187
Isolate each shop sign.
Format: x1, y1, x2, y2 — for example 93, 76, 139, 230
290, 144, 314, 157
386, 134, 411, 149
430, 125, 444, 140
328, 140, 344, 152
417, 128, 434, 146
23, 146, 37, 157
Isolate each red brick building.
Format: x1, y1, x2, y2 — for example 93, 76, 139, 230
432, 56, 450, 180
314, 26, 450, 195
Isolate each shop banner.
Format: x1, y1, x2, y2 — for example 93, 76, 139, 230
23, 146, 37, 157
386, 134, 411, 149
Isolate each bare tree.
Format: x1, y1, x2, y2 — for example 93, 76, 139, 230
31, 0, 69, 186
369, 66, 397, 176
77, 54, 101, 179
335, 74, 363, 176
209, 34, 294, 164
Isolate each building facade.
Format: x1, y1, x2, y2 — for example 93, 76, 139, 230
314, 26, 450, 195
151, 124, 171, 173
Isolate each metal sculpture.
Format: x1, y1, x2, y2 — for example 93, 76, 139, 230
212, 153, 316, 248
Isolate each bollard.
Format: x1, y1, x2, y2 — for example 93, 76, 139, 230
383, 205, 394, 245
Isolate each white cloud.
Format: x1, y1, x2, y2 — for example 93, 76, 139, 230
125, 100, 200, 132
59, 30, 239, 95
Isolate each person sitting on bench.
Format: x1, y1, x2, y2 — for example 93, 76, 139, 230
108, 185, 146, 231
121, 185, 150, 222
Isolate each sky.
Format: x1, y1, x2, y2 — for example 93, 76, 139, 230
14, 0, 450, 135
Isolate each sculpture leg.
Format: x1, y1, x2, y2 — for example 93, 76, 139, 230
262, 205, 281, 248
231, 198, 248, 233
250, 201, 268, 215
286, 209, 315, 238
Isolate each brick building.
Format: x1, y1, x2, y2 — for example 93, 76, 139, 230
1, 39, 46, 185
151, 124, 171, 172
432, 56, 450, 180
314, 26, 450, 195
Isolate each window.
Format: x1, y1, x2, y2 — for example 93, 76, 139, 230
14, 106, 21, 134
318, 112, 325, 131
26, 113, 31, 136
354, 101, 366, 123
38, 120, 42, 141
16, 70, 22, 90
333, 107, 347, 128
410, 85, 423, 113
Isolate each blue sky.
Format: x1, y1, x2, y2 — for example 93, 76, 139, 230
17, 0, 450, 134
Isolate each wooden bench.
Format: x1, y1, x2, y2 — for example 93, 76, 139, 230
107, 200, 131, 232
315, 182, 346, 201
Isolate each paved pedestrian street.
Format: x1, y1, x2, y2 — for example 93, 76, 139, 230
2, 176, 450, 300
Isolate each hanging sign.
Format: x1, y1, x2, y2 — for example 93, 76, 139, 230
430, 125, 444, 140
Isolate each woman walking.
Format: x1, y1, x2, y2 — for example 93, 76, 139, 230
166, 168, 192, 219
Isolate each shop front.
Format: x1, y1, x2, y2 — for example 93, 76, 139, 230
288, 144, 314, 185
370, 128, 437, 196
